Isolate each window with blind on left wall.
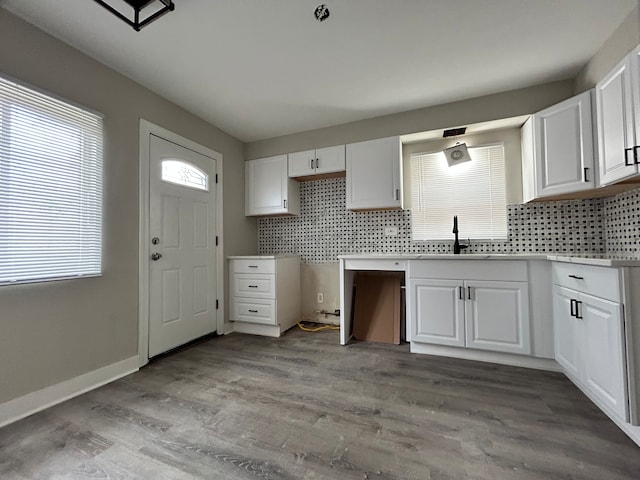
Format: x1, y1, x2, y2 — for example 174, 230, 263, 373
0, 75, 103, 285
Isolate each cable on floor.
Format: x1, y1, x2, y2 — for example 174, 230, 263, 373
297, 310, 340, 332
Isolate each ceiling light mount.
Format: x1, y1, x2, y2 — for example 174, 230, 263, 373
314, 4, 330, 22
92, 0, 175, 32
443, 143, 472, 167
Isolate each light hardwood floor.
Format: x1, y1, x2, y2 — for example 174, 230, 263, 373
1, 328, 639, 479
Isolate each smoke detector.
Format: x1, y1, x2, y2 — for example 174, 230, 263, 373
314, 4, 330, 22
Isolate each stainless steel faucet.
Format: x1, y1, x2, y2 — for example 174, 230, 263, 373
453, 216, 468, 254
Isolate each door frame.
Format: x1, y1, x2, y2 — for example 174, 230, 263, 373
138, 119, 224, 367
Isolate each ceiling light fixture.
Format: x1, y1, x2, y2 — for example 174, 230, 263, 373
443, 143, 472, 167
314, 4, 330, 22
92, 0, 175, 32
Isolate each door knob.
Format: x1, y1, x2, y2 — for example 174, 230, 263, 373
151, 252, 162, 261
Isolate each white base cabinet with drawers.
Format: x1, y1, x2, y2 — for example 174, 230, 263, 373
228, 255, 301, 337
552, 263, 629, 422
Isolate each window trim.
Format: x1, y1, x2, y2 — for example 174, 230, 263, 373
409, 142, 508, 242
0, 72, 104, 286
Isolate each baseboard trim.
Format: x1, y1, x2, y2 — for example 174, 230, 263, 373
0, 356, 139, 429
223, 322, 235, 335
232, 321, 282, 337
410, 342, 561, 372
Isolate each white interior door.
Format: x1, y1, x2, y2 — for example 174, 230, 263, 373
148, 134, 217, 357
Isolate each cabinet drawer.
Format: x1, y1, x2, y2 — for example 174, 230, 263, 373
233, 274, 275, 299
408, 260, 527, 282
231, 299, 276, 325
343, 259, 406, 271
552, 263, 620, 302
231, 259, 275, 274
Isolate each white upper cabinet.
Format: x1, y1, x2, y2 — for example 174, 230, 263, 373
521, 90, 595, 202
596, 48, 639, 185
288, 145, 345, 178
346, 136, 403, 210
245, 155, 300, 216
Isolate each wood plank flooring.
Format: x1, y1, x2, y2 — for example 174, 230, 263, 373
1, 328, 639, 479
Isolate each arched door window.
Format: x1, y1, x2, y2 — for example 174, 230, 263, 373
161, 159, 208, 191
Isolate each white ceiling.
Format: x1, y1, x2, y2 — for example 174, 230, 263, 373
1, 0, 637, 142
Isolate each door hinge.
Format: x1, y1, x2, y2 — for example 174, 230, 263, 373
215, 174, 219, 183
216, 299, 219, 309
215, 236, 219, 246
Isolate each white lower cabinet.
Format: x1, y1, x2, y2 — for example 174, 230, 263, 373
553, 286, 581, 378
552, 263, 628, 421
409, 264, 531, 356
229, 255, 301, 337
411, 280, 465, 347
465, 281, 530, 355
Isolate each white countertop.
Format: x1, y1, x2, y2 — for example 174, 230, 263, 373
227, 254, 300, 260
338, 253, 640, 267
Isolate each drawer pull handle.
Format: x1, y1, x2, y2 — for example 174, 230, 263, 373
248, 309, 258, 313
575, 300, 583, 320
635, 146, 640, 164
568, 275, 584, 280
570, 298, 577, 317
248, 265, 258, 268
248, 285, 258, 288
467, 286, 472, 300
459, 286, 463, 300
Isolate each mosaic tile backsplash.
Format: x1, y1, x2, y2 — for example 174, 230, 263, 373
258, 178, 638, 263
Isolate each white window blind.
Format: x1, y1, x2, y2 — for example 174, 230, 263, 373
0, 76, 103, 285
410, 144, 507, 241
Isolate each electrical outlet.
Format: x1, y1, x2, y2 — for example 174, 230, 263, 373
317, 292, 324, 304
384, 226, 398, 236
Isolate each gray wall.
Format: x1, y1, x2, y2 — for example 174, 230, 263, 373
0, 10, 256, 404
244, 80, 574, 160
575, 3, 640, 93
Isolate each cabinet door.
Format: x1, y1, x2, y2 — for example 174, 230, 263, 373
631, 45, 640, 155
246, 156, 299, 216
534, 91, 595, 197
315, 145, 345, 175
552, 286, 581, 378
596, 56, 638, 185
580, 293, 628, 421
288, 150, 315, 177
465, 281, 531, 355
410, 279, 464, 347
346, 136, 402, 210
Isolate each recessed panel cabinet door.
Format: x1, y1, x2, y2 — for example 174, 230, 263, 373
465, 281, 531, 355
288, 150, 316, 177
346, 136, 402, 210
596, 56, 638, 185
553, 286, 581, 379
315, 145, 345, 175
410, 279, 465, 347
581, 293, 628, 421
246, 155, 300, 216
534, 91, 595, 196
